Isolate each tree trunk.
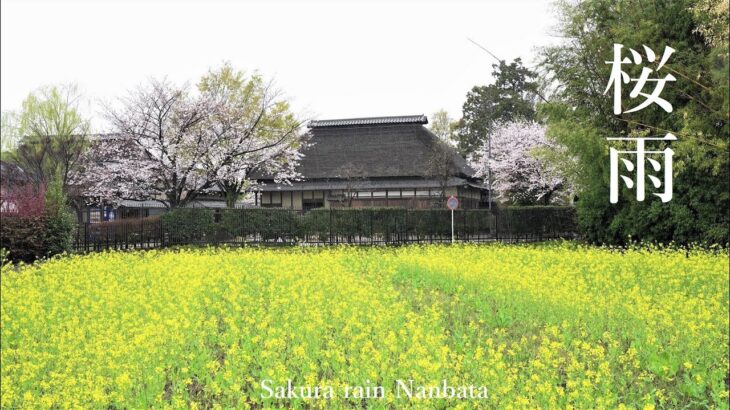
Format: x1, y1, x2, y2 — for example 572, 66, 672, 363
225, 188, 238, 208
217, 181, 241, 208
542, 191, 553, 205
167, 192, 180, 209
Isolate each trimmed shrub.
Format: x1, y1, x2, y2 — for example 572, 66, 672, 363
494, 206, 578, 238
161, 209, 217, 244
223, 208, 303, 242
43, 178, 75, 256
300, 209, 330, 242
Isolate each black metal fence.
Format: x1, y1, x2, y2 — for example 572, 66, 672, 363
73, 206, 578, 251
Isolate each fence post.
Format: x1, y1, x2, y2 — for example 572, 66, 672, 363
370, 209, 373, 245
462, 210, 466, 242
495, 211, 499, 241
240, 208, 246, 245
403, 208, 411, 245
140, 216, 144, 249
399, 209, 403, 244
329, 208, 333, 245
507, 211, 511, 242
551, 210, 557, 239
160, 217, 164, 247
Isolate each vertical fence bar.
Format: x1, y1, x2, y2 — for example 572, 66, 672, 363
402, 209, 406, 244
241, 207, 245, 246
369, 209, 373, 245
462, 210, 466, 242
160, 217, 164, 247
494, 211, 498, 242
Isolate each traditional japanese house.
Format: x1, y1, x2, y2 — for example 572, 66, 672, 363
253, 115, 489, 210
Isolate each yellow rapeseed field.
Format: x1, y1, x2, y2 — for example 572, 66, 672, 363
1, 243, 728, 409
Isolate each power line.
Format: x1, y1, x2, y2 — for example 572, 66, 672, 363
467, 37, 503, 63
467, 37, 549, 103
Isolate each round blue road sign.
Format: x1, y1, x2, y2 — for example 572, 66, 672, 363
446, 196, 459, 210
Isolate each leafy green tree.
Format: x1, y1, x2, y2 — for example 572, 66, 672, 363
428, 109, 458, 145
455, 58, 539, 156
540, 0, 729, 244
197, 63, 304, 208
7, 84, 90, 188
1, 111, 20, 153
43, 174, 75, 256
691, 0, 729, 50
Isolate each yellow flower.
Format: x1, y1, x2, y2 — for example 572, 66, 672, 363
0, 244, 726, 408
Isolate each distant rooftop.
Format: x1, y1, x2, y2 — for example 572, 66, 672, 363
308, 115, 428, 128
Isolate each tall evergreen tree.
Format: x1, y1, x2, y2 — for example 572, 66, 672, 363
455, 58, 539, 156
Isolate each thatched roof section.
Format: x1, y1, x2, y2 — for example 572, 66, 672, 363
287, 115, 473, 180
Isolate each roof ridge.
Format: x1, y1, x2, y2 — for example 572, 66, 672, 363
308, 114, 427, 128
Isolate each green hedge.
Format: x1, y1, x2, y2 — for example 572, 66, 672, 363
161, 209, 217, 243
150, 206, 577, 245
220, 209, 302, 241
493, 206, 578, 237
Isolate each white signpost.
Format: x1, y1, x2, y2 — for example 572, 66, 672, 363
446, 195, 459, 244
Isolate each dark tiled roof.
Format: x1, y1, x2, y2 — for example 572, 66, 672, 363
283, 117, 474, 180
257, 177, 473, 192
0, 160, 31, 184
89, 133, 125, 141
119, 199, 255, 209
308, 115, 428, 128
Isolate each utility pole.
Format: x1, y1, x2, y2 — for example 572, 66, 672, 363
466, 37, 550, 213
487, 131, 492, 212
451, 207, 455, 244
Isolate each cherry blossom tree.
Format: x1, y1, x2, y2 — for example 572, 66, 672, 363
197, 63, 305, 207
81, 79, 217, 208
74, 67, 306, 209
469, 120, 571, 205
71, 133, 158, 207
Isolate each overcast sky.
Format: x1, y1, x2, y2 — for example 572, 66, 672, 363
1, 0, 560, 130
